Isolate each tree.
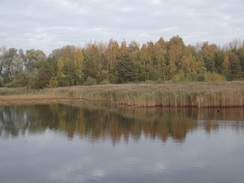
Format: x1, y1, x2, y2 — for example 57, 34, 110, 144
56, 45, 76, 86
236, 46, 244, 76
105, 39, 120, 71
0, 48, 18, 83
114, 53, 138, 83
128, 40, 140, 63
83, 43, 101, 80
73, 48, 84, 85
229, 52, 241, 79
153, 39, 167, 79
0, 46, 7, 75
25, 49, 46, 72
221, 52, 230, 76
167, 36, 184, 78
199, 42, 217, 72
120, 40, 129, 57
196, 55, 207, 73
0, 48, 25, 85
31, 58, 57, 89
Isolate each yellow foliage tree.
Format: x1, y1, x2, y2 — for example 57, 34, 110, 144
74, 49, 84, 79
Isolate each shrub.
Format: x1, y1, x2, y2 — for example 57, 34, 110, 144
48, 77, 59, 88
205, 72, 226, 81
99, 79, 110, 85
57, 75, 74, 87
172, 70, 185, 82
0, 76, 4, 87
156, 78, 164, 84
5, 74, 29, 88
195, 73, 206, 81
83, 77, 97, 86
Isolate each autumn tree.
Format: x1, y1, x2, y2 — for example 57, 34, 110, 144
167, 36, 184, 79
83, 42, 103, 82
128, 41, 140, 62
56, 45, 76, 86
0, 36, 243, 88
221, 52, 230, 76
104, 39, 120, 71
73, 48, 84, 85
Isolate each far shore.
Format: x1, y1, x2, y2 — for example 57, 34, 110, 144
0, 81, 244, 108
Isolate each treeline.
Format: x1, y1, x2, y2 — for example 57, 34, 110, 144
0, 36, 244, 88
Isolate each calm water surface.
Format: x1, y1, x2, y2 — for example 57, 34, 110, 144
0, 104, 244, 183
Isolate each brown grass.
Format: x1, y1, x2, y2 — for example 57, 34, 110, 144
0, 94, 77, 106
1, 81, 244, 107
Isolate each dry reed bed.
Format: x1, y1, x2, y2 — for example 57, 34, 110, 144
0, 95, 74, 106
44, 81, 244, 108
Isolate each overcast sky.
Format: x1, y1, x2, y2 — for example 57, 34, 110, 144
1, 0, 244, 54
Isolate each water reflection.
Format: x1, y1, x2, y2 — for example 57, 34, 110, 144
0, 104, 243, 144
0, 104, 244, 183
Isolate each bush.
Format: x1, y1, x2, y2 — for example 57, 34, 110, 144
57, 75, 74, 87
0, 76, 4, 87
204, 72, 226, 82
48, 77, 59, 88
194, 72, 226, 82
99, 79, 110, 85
5, 74, 29, 88
195, 73, 206, 81
172, 70, 185, 82
156, 78, 165, 84
83, 77, 97, 86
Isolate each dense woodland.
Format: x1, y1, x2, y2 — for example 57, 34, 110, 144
0, 36, 244, 89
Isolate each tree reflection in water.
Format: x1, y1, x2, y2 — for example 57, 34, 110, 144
0, 104, 243, 144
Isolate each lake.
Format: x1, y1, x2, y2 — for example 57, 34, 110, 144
0, 103, 244, 183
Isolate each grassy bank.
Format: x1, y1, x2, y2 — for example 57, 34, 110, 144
1, 81, 244, 108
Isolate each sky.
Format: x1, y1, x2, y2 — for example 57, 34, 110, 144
0, 0, 244, 54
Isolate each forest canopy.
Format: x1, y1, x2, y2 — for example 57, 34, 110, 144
0, 36, 244, 89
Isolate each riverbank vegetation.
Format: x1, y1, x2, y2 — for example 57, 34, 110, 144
1, 81, 244, 108
0, 36, 244, 89
44, 81, 244, 108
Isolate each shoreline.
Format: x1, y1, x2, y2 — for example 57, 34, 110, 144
1, 81, 244, 108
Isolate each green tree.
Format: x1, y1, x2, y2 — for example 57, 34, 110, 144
114, 54, 138, 83
229, 52, 241, 79
83, 43, 102, 80
0, 48, 25, 86
199, 42, 217, 72
0, 48, 18, 83
236, 46, 244, 77
25, 49, 46, 72
30, 58, 57, 89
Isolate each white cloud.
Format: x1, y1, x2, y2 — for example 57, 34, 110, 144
151, 0, 162, 5
120, 7, 135, 12
0, 0, 243, 54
